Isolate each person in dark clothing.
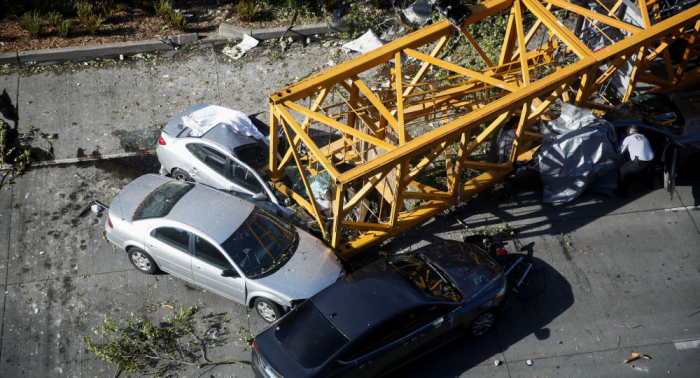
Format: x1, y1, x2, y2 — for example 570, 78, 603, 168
615, 125, 654, 196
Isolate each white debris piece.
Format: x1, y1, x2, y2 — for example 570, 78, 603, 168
223, 34, 259, 60
526, 359, 533, 366
494, 359, 501, 366
403, 0, 433, 25
342, 30, 385, 54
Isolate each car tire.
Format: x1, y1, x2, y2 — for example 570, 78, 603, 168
254, 298, 283, 323
128, 248, 159, 274
469, 310, 497, 337
172, 168, 193, 182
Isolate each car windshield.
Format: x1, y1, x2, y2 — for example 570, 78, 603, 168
275, 300, 349, 369
133, 181, 193, 221
387, 255, 462, 302
221, 208, 298, 278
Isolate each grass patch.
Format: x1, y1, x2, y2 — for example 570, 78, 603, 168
21, 10, 44, 37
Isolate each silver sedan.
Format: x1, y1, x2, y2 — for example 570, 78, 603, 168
155, 104, 282, 209
105, 174, 344, 322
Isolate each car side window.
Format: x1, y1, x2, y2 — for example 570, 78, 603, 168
153, 227, 190, 253
194, 235, 233, 270
194, 146, 227, 175
229, 160, 264, 193
186, 143, 200, 154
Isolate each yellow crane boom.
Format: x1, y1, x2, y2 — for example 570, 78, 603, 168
268, 0, 700, 257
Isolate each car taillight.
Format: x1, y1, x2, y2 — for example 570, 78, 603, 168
108, 217, 113, 229
158, 136, 166, 145
496, 248, 507, 256
253, 338, 258, 354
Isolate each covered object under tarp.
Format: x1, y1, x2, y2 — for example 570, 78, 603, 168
538, 104, 621, 203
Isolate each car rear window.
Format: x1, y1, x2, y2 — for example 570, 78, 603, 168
387, 255, 462, 302
234, 144, 268, 168
276, 300, 349, 369
133, 181, 193, 221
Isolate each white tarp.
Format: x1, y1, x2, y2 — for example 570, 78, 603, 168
182, 105, 268, 143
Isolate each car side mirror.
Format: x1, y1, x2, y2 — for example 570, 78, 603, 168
221, 269, 239, 278
252, 192, 268, 201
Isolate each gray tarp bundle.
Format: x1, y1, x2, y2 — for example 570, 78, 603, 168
539, 104, 621, 203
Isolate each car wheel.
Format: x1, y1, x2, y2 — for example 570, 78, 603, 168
128, 248, 159, 274
254, 298, 283, 323
469, 310, 496, 337
172, 168, 193, 182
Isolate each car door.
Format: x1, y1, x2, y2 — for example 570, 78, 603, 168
189, 144, 230, 189
145, 226, 194, 283
333, 317, 414, 377
401, 304, 459, 361
191, 233, 246, 304
226, 158, 269, 197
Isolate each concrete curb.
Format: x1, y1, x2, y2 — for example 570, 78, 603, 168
219, 21, 348, 40
2, 33, 198, 65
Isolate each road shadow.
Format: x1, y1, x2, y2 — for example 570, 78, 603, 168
389, 253, 572, 377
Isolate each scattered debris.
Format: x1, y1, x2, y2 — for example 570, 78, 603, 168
403, 0, 433, 25
526, 359, 533, 366
624, 352, 651, 364
614, 322, 643, 330
342, 30, 385, 54
494, 359, 501, 366
77, 200, 109, 218
559, 233, 589, 254
146, 299, 174, 309
223, 34, 259, 60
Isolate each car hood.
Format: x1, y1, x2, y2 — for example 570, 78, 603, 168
253, 231, 342, 301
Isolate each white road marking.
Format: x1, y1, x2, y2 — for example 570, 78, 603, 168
674, 339, 700, 350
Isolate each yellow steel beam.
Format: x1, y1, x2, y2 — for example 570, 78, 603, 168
285, 101, 396, 152
523, 0, 592, 59
278, 120, 328, 239
403, 48, 518, 91
514, 0, 531, 85
275, 105, 341, 179
544, 0, 643, 33
270, 0, 514, 104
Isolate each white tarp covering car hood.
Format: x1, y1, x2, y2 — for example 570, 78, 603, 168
539, 104, 621, 203
182, 105, 268, 143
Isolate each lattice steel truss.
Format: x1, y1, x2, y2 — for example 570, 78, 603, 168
268, 0, 700, 257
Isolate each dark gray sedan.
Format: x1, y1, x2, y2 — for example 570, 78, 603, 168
251, 241, 508, 377
104, 174, 344, 322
